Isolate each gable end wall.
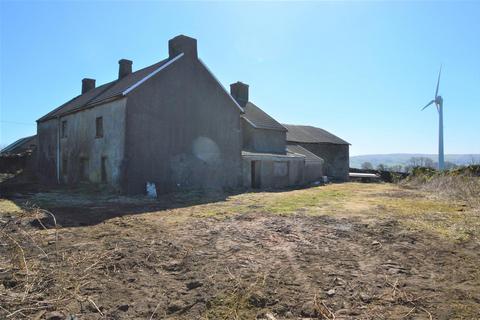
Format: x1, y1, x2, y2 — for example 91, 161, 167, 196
123, 56, 243, 194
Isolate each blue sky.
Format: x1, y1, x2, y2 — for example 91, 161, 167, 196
1, 1, 479, 156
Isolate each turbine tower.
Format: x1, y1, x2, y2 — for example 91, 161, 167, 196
421, 66, 445, 170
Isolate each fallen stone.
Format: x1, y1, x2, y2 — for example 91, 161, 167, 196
118, 304, 129, 312
45, 311, 64, 320
248, 291, 267, 307
326, 289, 336, 297
167, 300, 185, 313
360, 292, 372, 303
186, 280, 203, 290
301, 301, 318, 317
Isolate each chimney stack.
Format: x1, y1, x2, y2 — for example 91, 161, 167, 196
82, 78, 96, 94
230, 82, 249, 107
118, 59, 132, 79
168, 35, 197, 59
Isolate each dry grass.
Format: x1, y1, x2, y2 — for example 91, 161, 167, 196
131, 182, 479, 242
405, 174, 480, 208
0, 205, 122, 318
1, 182, 479, 318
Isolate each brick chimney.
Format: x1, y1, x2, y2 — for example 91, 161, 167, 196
168, 35, 197, 59
118, 59, 132, 79
82, 78, 96, 94
230, 82, 249, 107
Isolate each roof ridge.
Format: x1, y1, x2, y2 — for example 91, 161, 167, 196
283, 123, 349, 145
37, 56, 175, 122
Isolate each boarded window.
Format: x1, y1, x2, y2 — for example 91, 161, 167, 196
61, 120, 67, 138
273, 161, 288, 177
101, 157, 107, 183
79, 158, 89, 181
95, 117, 103, 138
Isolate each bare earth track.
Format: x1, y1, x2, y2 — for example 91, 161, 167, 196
1, 183, 479, 319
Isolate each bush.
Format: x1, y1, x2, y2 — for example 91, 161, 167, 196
402, 166, 480, 208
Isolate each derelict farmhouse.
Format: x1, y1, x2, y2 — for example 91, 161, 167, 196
20, 35, 349, 194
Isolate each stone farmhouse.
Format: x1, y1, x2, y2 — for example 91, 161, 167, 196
36, 35, 349, 194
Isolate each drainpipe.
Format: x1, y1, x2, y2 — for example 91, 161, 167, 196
56, 117, 60, 184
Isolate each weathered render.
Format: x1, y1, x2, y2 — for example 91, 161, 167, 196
283, 124, 350, 181
230, 82, 324, 188
37, 35, 243, 194
123, 38, 243, 194
286, 144, 324, 183
241, 151, 305, 189
36, 34, 346, 194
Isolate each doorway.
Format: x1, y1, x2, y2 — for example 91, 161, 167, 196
251, 161, 261, 189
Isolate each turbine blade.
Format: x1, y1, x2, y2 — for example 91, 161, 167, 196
421, 100, 435, 110
435, 65, 442, 97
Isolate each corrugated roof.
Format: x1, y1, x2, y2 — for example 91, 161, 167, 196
37, 58, 170, 122
1, 135, 37, 154
286, 144, 324, 163
283, 124, 349, 145
242, 102, 286, 131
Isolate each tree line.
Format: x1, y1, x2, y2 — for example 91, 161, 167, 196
359, 156, 472, 173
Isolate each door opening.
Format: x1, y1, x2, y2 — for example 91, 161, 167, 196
251, 161, 261, 189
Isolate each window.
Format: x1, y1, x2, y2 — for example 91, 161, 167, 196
101, 156, 107, 183
61, 120, 67, 138
79, 158, 89, 181
95, 117, 103, 138
62, 157, 68, 176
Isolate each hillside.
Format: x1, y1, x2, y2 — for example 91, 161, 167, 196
350, 153, 480, 169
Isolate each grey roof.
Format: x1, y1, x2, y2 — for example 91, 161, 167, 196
1, 135, 37, 154
242, 150, 304, 159
242, 102, 286, 131
283, 124, 349, 145
286, 144, 324, 163
37, 58, 170, 122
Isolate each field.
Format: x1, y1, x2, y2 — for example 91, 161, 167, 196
1, 182, 479, 319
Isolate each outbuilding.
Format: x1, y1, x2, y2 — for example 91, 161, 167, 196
283, 124, 350, 181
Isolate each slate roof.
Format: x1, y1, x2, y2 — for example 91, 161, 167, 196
37, 58, 170, 122
286, 144, 324, 163
1, 135, 37, 154
283, 124, 349, 145
242, 102, 286, 131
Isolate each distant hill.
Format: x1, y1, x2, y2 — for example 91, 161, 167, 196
350, 154, 480, 169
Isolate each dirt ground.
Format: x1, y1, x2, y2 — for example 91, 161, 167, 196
1, 182, 479, 319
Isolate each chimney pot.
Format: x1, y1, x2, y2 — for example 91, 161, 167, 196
168, 35, 197, 59
230, 82, 249, 107
82, 78, 96, 94
118, 59, 133, 79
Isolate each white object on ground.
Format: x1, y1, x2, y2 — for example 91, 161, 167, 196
146, 182, 157, 198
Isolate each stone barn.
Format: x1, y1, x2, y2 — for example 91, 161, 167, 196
37, 35, 244, 194
283, 124, 350, 181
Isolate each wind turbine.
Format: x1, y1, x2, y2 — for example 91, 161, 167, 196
421, 66, 445, 170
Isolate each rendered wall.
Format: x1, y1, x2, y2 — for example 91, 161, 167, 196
242, 157, 305, 189
124, 56, 243, 194
38, 98, 127, 187
37, 119, 58, 184
241, 120, 286, 154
